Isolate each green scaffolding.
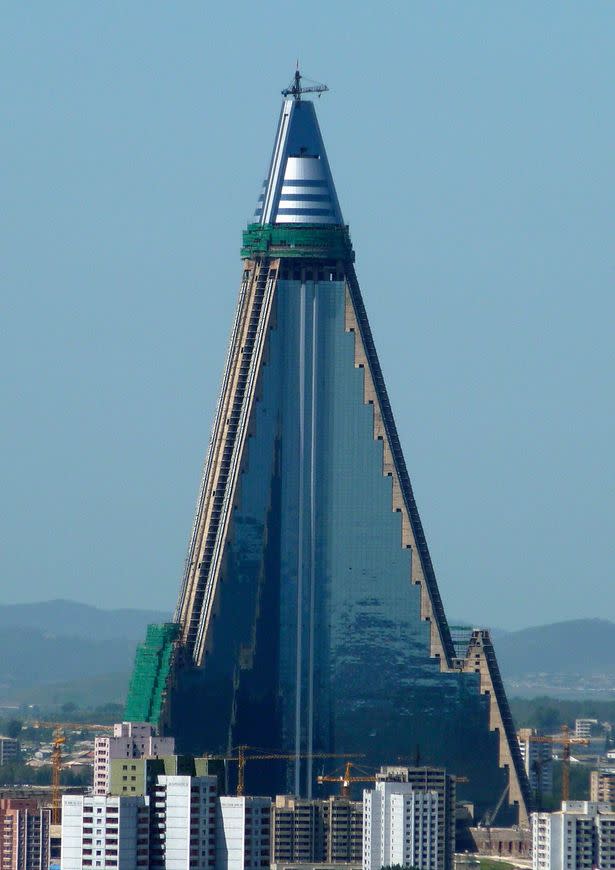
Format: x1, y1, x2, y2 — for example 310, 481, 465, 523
124, 622, 180, 726
241, 223, 355, 261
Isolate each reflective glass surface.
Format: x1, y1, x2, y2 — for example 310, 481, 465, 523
169, 277, 511, 820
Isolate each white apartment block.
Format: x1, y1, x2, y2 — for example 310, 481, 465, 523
150, 775, 218, 870
63, 772, 272, 870
532, 801, 615, 870
363, 780, 441, 870
575, 719, 597, 738
216, 796, 271, 870
60, 793, 149, 870
94, 721, 175, 795
518, 729, 554, 797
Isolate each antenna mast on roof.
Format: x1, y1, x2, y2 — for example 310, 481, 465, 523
281, 65, 328, 101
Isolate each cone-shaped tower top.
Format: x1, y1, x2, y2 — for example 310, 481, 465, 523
254, 73, 343, 226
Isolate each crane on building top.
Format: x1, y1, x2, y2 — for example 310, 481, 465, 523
526, 724, 589, 802
282, 67, 328, 101
317, 761, 376, 798
205, 745, 362, 796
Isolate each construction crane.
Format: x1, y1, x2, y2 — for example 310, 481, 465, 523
317, 761, 376, 798
51, 728, 65, 825
478, 782, 510, 854
281, 68, 328, 101
205, 746, 362, 796
527, 725, 589, 801
479, 781, 510, 829
318, 762, 469, 799
32, 722, 114, 824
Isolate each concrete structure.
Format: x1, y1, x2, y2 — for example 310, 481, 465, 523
60, 793, 150, 869
0, 798, 51, 870
375, 767, 456, 870
0, 737, 19, 767
363, 780, 440, 870
125, 71, 531, 826
532, 801, 615, 869
49, 823, 61, 870
150, 775, 218, 870
518, 728, 554, 800
272, 795, 362, 864
216, 796, 271, 870
575, 718, 598, 738
363, 768, 456, 870
468, 824, 532, 861
109, 753, 225, 799
93, 721, 174, 795
590, 769, 615, 806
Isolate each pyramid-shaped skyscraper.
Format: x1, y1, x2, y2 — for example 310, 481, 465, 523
126, 75, 531, 825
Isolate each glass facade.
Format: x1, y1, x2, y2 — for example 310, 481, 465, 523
167, 275, 513, 821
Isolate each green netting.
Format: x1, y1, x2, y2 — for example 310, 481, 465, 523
124, 623, 180, 725
241, 223, 355, 261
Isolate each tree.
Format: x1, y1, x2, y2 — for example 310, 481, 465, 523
5, 719, 23, 739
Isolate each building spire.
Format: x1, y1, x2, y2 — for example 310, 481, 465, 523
254, 83, 343, 226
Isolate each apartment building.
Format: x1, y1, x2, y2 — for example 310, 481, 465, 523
272, 795, 362, 864
216, 796, 271, 870
0, 798, 51, 870
60, 794, 150, 869
93, 721, 175, 795
532, 801, 615, 870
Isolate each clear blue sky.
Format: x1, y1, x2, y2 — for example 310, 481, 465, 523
2, 2, 614, 630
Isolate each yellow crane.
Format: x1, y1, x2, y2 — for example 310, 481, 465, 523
50, 728, 65, 825
205, 745, 363, 796
317, 761, 376, 798
527, 724, 589, 801
31, 721, 114, 824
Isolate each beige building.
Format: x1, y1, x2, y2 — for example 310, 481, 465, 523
590, 770, 615, 806
0, 798, 51, 870
272, 795, 362, 864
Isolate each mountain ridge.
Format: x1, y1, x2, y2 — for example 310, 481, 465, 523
0, 602, 612, 707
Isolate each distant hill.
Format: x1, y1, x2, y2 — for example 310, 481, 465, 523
0, 600, 169, 708
492, 618, 615, 677
1, 602, 613, 709
0, 599, 169, 641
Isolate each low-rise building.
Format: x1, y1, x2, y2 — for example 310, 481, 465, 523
532, 800, 615, 870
